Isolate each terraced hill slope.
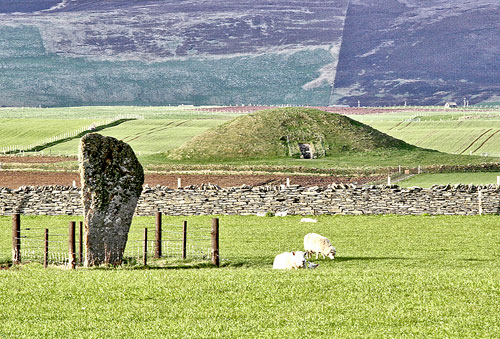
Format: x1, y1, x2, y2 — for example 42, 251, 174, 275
1, 0, 499, 107
168, 107, 416, 160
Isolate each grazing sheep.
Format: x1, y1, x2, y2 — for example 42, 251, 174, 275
304, 233, 336, 260
273, 251, 307, 269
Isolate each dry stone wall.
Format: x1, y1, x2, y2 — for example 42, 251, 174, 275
1, 183, 500, 216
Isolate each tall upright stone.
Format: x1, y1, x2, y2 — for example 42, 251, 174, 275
79, 133, 144, 266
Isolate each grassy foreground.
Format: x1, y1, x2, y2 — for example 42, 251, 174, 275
1, 215, 499, 338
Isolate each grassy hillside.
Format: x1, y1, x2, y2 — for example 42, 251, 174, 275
167, 107, 417, 161
45, 119, 228, 156
0, 26, 335, 107
0, 118, 101, 152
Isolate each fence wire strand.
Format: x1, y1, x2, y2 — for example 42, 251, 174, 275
3, 217, 214, 266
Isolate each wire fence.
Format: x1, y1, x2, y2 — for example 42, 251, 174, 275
1, 114, 143, 155
4, 213, 217, 268
123, 221, 212, 262
19, 226, 70, 266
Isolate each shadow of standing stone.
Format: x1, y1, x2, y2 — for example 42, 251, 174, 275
79, 133, 144, 266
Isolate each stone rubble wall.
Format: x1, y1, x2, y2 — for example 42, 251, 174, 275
1, 184, 499, 216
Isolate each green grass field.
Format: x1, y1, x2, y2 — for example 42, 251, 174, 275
399, 172, 500, 188
2, 106, 500, 175
353, 108, 500, 157
0, 106, 238, 156
1, 214, 499, 337
46, 118, 229, 155
0, 118, 101, 152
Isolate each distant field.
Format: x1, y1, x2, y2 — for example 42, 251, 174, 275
353, 108, 500, 157
2, 106, 500, 172
398, 172, 500, 188
0, 106, 238, 156
0, 105, 239, 119
1, 214, 499, 337
46, 118, 228, 155
0, 118, 100, 152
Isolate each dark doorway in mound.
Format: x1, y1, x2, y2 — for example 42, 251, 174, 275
298, 143, 312, 159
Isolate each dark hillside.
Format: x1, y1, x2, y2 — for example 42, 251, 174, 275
334, 0, 500, 106
0, 0, 499, 106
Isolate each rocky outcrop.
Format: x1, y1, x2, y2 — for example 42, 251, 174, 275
79, 133, 144, 266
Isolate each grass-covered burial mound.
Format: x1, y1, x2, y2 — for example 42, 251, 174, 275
168, 107, 416, 160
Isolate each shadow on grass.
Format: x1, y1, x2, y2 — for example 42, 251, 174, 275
461, 258, 491, 262
0, 258, 12, 269
335, 256, 409, 262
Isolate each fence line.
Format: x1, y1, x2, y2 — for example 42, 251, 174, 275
1, 114, 143, 155
4, 213, 218, 268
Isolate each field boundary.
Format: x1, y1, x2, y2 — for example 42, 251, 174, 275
1, 115, 142, 155
6, 213, 219, 268
1, 183, 498, 217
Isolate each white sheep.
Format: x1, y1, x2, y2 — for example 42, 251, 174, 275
272, 251, 307, 269
304, 233, 336, 260
300, 217, 318, 223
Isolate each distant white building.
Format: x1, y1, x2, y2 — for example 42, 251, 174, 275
444, 102, 458, 108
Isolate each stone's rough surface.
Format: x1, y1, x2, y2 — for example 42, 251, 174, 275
79, 133, 144, 266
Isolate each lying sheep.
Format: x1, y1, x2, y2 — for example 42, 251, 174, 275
272, 251, 307, 269
304, 233, 336, 260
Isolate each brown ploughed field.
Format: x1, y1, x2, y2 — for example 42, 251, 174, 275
0, 156, 380, 188
0, 171, 381, 189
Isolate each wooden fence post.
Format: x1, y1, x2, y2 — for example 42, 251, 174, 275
155, 212, 162, 258
12, 214, 20, 264
143, 228, 148, 266
182, 221, 187, 259
69, 221, 76, 269
211, 218, 219, 267
79, 221, 83, 265
44, 228, 49, 269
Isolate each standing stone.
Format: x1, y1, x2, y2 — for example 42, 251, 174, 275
79, 133, 144, 266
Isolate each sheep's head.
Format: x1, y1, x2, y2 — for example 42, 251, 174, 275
327, 247, 336, 260
291, 251, 307, 268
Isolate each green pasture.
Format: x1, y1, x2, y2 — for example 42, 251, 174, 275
143, 149, 498, 174
1, 214, 500, 337
398, 172, 500, 188
353, 109, 500, 157
0, 106, 238, 156
0, 105, 236, 120
2, 106, 500, 173
0, 118, 100, 152
46, 118, 229, 155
